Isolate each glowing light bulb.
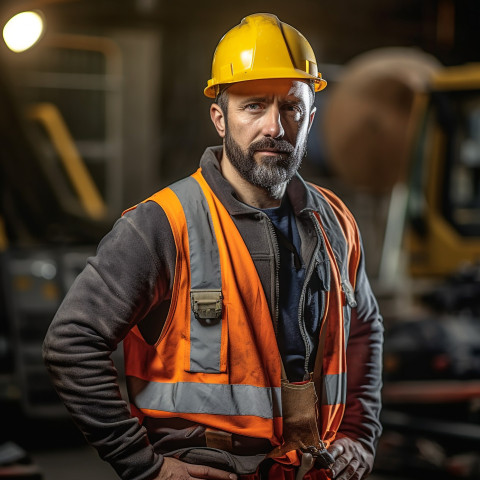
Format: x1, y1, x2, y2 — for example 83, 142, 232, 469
3, 11, 45, 53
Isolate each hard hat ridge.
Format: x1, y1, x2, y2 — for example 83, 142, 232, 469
204, 13, 327, 98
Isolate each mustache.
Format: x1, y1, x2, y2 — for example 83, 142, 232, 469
248, 138, 294, 155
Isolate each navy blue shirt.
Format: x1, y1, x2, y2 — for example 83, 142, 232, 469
261, 196, 307, 381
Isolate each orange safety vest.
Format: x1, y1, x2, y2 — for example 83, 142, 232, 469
123, 168, 360, 460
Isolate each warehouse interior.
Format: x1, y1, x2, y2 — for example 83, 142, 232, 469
1, 0, 480, 479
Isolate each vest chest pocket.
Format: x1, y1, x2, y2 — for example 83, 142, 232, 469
187, 289, 227, 373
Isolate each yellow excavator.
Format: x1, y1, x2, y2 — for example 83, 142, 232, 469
404, 62, 480, 278
379, 64, 480, 476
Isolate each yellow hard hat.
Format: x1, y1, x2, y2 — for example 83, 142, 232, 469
204, 13, 327, 98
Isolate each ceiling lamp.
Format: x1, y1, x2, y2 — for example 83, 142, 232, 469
3, 11, 45, 53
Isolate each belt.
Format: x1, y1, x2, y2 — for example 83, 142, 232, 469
205, 428, 272, 455
144, 417, 272, 456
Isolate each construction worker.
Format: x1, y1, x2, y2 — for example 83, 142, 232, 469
43, 13, 383, 480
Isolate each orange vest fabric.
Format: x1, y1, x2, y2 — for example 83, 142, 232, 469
123, 168, 361, 459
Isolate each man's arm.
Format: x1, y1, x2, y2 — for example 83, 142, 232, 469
43, 202, 174, 480
330, 241, 384, 479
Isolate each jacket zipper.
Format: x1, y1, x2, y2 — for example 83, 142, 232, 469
264, 215, 281, 336
298, 211, 327, 379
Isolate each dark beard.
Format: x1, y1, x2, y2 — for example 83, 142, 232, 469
224, 131, 306, 198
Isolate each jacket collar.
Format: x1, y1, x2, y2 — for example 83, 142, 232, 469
199, 146, 319, 217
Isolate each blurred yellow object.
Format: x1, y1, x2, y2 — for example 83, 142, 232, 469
405, 63, 480, 277
26, 103, 107, 221
3, 11, 44, 53
0, 216, 7, 251
204, 13, 326, 98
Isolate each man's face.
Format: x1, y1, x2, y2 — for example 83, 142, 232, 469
218, 79, 315, 195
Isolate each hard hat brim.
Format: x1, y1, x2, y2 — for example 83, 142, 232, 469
204, 73, 327, 98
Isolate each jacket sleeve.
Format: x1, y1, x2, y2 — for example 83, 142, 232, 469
42, 201, 176, 480
338, 236, 384, 455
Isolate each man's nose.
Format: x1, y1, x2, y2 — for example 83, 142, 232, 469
262, 105, 285, 139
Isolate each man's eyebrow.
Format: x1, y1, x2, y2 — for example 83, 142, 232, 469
283, 98, 303, 104
240, 96, 269, 104
239, 95, 304, 105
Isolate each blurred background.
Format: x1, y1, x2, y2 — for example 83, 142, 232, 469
1, 0, 480, 479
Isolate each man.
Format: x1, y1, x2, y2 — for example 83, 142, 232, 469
43, 13, 383, 480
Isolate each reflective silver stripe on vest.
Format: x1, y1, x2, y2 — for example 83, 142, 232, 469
128, 376, 282, 418
322, 372, 347, 405
170, 177, 223, 373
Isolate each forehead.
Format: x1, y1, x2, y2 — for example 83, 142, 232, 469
227, 78, 312, 103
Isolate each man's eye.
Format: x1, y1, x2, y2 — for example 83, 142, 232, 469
284, 104, 302, 113
244, 103, 261, 110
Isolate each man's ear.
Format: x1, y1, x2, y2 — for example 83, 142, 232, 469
307, 106, 316, 133
210, 103, 226, 138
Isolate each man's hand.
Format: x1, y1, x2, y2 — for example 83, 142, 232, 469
327, 437, 374, 480
155, 457, 237, 480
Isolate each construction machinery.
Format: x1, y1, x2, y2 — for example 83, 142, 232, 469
404, 63, 480, 278
321, 53, 480, 478
380, 62, 480, 479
